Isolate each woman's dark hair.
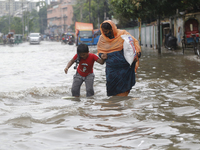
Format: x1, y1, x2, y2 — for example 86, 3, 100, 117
101, 22, 112, 30
77, 43, 89, 53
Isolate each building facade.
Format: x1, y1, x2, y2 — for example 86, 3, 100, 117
0, 0, 37, 17
47, 0, 76, 36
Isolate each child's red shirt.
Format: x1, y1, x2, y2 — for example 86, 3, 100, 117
73, 53, 99, 77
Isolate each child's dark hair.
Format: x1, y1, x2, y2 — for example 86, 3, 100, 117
101, 22, 112, 30
74, 44, 89, 69
77, 43, 89, 53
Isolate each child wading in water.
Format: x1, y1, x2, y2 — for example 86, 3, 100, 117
64, 43, 107, 97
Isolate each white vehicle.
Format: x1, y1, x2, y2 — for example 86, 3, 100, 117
29, 33, 41, 44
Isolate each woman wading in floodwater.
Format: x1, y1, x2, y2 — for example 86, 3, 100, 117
97, 20, 141, 96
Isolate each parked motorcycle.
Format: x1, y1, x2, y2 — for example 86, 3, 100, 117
62, 37, 68, 44
165, 32, 177, 50
164, 30, 177, 50
68, 35, 75, 45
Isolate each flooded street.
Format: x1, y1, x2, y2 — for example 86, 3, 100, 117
0, 41, 200, 150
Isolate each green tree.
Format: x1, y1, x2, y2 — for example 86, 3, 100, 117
10, 17, 22, 34
73, 0, 112, 29
29, 9, 40, 33
109, 0, 200, 25
0, 16, 23, 34
38, 2, 47, 34
179, 0, 200, 13
0, 16, 9, 34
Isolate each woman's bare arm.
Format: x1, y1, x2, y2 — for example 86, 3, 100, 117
96, 53, 107, 65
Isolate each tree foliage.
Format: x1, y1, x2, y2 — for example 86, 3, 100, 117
72, 0, 112, 29
179, 0, 200, 13
10, 17, 22, 33
38, 5, 47, 34
29, 9, 40, 33
0, 6, 47, 35
109, 0, 200, 26
0, 16, 9, 34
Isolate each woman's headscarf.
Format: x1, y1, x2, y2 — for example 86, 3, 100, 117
97, 20, 141, 54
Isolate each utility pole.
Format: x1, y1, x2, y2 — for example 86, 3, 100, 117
28, 17, 29, 35
9, 0, 10, 32
62, 7, 64, 33
157, 14, 161, 54
22, 0, 24, 37
97, 0, 100, 28
104, 0, 106, 20
138, 18, 141, 47
79, 0, 85, 22
25, 1, 29, 36
80, 5, 82, 22
25, 5, 26, 35
89, 0, 91, 23
41, 18, 43, 34
157, 3, 161, 54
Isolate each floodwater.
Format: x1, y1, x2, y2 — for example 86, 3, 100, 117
0, 41, 200, 150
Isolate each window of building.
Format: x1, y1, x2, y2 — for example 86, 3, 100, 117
63, 7, 67, 12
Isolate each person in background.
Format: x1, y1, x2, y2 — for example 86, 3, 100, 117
64, 43, 107, 97
7, 34, 11, 43
97, 20, 141, 96
10, 34, 14, 44
3, 33, 7, 45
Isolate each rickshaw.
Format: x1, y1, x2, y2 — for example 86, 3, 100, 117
14, 34, 23, 44
14, 34, 19, 44
7, 32, 15, 46
182, 18, 200, 56
18, 34, 23, 43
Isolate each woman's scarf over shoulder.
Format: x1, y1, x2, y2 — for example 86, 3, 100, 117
97, 20, 141, 54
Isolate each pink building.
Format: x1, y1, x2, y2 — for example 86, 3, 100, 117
47, 0, 75, 35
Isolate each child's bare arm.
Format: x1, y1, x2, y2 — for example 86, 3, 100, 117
96, 53, 107, 65
64, 58, 75, 74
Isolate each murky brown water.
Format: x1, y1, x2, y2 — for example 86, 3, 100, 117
0, 41, 200, 150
